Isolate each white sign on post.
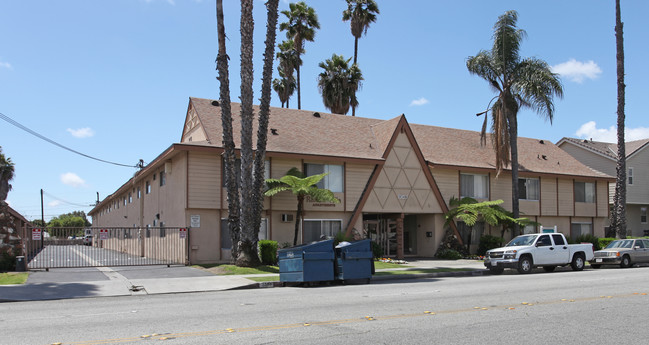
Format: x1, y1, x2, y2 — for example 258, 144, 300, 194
190, 215, 200, 228
100, 229, 108, 240
179, 228, 187, 238
32, 228, 42, 240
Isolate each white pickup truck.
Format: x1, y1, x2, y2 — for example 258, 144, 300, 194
484, 233, 594, 274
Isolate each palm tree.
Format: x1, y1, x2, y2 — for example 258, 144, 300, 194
273, 68, 296, 108
611, 0, 627, 239
0, 147, 15, 202
275, 40, 300, 108
279, 2, 320, 110
342, 0, 379, 65
265, 168, 339, 246
466, 10, 563, 236
317, 54, 363, 115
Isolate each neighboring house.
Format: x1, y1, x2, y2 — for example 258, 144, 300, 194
557, 137, 649, 237
89, 98, 613, 262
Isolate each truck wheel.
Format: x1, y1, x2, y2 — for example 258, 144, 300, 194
542, 266, 556, 272
517, 256, 533, 274
489, 267, 504, 275
620, 255, 632, 268
571, 253, 585, 271
591, 264, 601, 269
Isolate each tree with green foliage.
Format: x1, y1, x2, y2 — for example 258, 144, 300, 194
317, 54, 363, 115
279, 1, 320, 110
273, 68, 296, 108
466, 10, 563, 236
0, 147, 15, 202
265, 167, 339, 245
48, 214, 86, 228
274, 40, 300, 108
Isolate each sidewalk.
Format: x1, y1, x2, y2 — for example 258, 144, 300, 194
0, 259, 488, 302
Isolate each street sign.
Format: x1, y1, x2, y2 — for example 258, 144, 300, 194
32, 228, 42, 240
100, 229, 108, 240
179, 228, 187, 239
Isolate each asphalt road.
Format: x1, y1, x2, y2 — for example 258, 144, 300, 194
5, 266, 649, 345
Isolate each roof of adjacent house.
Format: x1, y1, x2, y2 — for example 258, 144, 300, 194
188, 97, 611, 179
558, 137, 649, 160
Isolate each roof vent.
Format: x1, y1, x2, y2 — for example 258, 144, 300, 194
271, 128, 278, 135
583, 139, 588, 143
211, 100, 220, 106
542, 155, 547, 160
313, 112, 321, 118
539, 140, 544, 144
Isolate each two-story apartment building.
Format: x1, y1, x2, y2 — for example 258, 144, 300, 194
90, 97, 613, 263
557, 137, 649, 236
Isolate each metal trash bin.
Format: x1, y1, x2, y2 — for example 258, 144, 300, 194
335, 239, 373, 283
278, 239, 335, 283
15, 256, 26, 272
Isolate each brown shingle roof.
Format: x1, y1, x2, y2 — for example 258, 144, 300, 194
190, 97, 611, 179
559, 137, 649, 160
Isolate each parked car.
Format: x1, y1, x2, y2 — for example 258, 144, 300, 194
83, 235, 93, 246
484, 232, 594, 274
590, 239, 649, 268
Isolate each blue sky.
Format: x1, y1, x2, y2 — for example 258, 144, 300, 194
1, 0, 648, 221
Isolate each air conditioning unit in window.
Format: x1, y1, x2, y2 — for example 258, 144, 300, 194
281, 214, 294, 222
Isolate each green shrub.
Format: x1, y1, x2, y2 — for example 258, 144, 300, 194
477, 235, 504, 256
598, 237, 616, 250
0, 252, 16, 272
575, 234, 600, 250
435, 248, 463, 260
334, 231, 352, 245
258, 240, 278, 265
371, 241, 383, 259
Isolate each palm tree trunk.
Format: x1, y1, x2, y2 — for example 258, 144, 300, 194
296, 64, 301, 109
613, 0, 627, 239
294, 194, 304, 245
353, 36, 358, 65
508, 111, 520, 236
216, 0, 241, 262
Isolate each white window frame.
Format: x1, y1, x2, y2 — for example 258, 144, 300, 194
303, 219, 343, 243
304, 163, 344, 193
641, 207, 647, 224
628, 167, 634, 185
518, 177, 540, 201
460, 173, 489, 199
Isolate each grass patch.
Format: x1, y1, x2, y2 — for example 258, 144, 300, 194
0, 272, 28, 285
248, 276, 280, 282
374, 268, 473, 276
373, 261, 413, 269
192, 264, 279, 275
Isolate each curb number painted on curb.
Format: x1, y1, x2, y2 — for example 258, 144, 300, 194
259, 282, 274, 288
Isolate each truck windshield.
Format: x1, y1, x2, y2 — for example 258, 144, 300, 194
506, 235, 537, 247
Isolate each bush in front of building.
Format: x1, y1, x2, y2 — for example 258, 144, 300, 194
477, 235, 504, 256
0, 252, 16, 272
371, 241, 383, 259
574, 234, 600, 250
435, 248, 463, 260
597, 237, 616, 251
258, 240, 278, 265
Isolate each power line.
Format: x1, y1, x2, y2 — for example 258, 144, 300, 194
42, 191, 94, 208
0, 112, 139, 168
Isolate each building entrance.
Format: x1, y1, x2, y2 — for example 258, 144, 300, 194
363, 217, 397, 257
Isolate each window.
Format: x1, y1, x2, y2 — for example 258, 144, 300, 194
571, 223, 593, 241
574, 181, 595, 203
537, 235, 552, 247
128, 193, 132, 204
628, 167, 634, 185
460, 173, 489, 199
304, 163, 343, 193
457, 221, 484, 246
137, 187, 141, 199
159, 222, 166, 238
123, 197, 127, 206
522, 224, 536, 234
518, 178, 539, 200
146, 181, 151, 194
303, 219, 342, 243
220, 218, 268, 249
641, 207, 647, 224
551, 234, 566, 246
160, 171, 166, 186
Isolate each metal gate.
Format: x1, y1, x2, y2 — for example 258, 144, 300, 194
22, 227, 189, 269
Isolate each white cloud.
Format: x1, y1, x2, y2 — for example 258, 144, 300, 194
551, 59, 602, 83
48, 200, 62, 207
409, 97, 429, 106
0, 60, 11, 69
576, 121, 649, 142
66, 127, 95, 138
143, 0, 175, 4
61, 172, 86, 187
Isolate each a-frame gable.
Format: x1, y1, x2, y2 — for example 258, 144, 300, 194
345, 115, 464, 244
180, 99, 210, 143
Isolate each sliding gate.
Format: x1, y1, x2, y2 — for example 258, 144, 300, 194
23, 227, 189, 269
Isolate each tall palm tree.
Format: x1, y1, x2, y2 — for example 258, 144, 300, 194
279, 2, 319, 110
273, 68, 296, 108
265, 168, 339, 246
317, 54, 363, 115
342, 0, 379, 65
611, 0, 627, 239
342, 0, 379, 116
466, 10, 563, 236
275, 40, 300, 107
0, 147, 15, 202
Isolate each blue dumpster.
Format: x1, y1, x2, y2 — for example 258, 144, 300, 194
335, 239, 373, 283
278, 239, 335, 283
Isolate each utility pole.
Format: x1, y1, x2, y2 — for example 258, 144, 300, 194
40, 188, 44, 247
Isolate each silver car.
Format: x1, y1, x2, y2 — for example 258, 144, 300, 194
590, 239, 649, 268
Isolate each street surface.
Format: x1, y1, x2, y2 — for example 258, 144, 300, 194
4, 266, 649, 345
